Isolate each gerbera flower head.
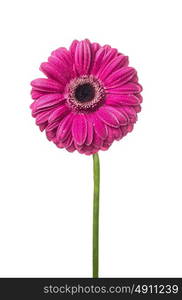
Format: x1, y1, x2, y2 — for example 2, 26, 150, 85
30, 39, 142, 155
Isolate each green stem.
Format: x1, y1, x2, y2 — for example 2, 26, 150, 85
92, 153, 100, 278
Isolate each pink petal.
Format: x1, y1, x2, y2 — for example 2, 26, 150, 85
101, 141, 112, 151
127, 124, 134, 132
72, 114, 87, 145
96, 48, 118, 77
92, 42, 100, 53
103, 44, 112, 51
106, 82, 142, 94
85, 115, 94, 146
99, 55, 129, 81
55, 141, 64, 149
31, 89, 46, 99
121, 124, 134, 136
48, 56, 72, 82
134, 105, 142, 113
92, 131, 103, 148
62, 135, 73, 148
80, 144, 98, 155
46, 120, 60, 132
66, 143, 76, 153
121, 107, 137, 123
97, 106, 120, 128
105, 94, 141, 106
34, 93, 65, 110
30, 102, 36, 110
105, 126, 123, 143
39, 123, 47, 132
48, 105, 70, 123
69, 40, 79, 58
106, 126, 115, 143
74, 40, 92, 75
50, 47, 73, 78
36, 110, 54, 125
40, 62, 67, 86
32, 103, 61, 118
136, 94, 143, 103
92, 47, 106, 75
31, 78, 63, 92
121, 126, 128, 136
56, 133, 73, 149
57, 113, 73, 141
132, 74, 138, 82
104, 67, 136, 88
112, 127, 123, 141
74, 142, 83, 151
51, 47, 72, 66
93, 114, 108, 140
107, 106, 128, 125
89, 42, 101, 73
46, 129, 57, 141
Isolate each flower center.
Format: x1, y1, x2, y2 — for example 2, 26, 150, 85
75, 83, 95, 103
66, 75, 105, 112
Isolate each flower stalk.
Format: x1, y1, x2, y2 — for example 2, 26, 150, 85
92, 153, 100, 278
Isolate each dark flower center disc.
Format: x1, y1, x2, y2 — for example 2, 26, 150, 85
67, 75, 105, 112
75, 83, 95, 103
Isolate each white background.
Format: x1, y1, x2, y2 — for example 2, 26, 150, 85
0, 0, 182, 277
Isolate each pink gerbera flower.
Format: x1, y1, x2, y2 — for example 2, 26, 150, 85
30, 39, 142, 155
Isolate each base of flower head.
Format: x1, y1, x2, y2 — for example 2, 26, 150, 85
65, 75, 105, 113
